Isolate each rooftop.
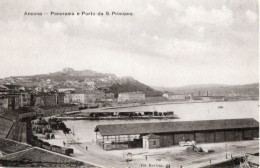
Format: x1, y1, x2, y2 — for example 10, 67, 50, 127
0, 138, 31, 155
95, 118, 259, 136
0, 116, 14, 138
0, 147, 97, 167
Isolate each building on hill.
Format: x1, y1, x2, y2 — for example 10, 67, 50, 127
94, 90, 105, 101
5, 94, 21, 110
105, 93, 114, 99
64, 93, 71, 104
57, 93, 65, 104
31, 93, 57, 106
69, 90, 106, 104
70, 92, 87, 104
62, 67, 74, 73
162, 92, 186, 101
20, 92, 31, 107
3, 85, 21, 92
15, 81, 38, 88
95, 118, 259, 150
57, 88, 75, 93
0, 97, 9, 113
117, 91, 145, 103
0, 92, 31, 109
0, 85, 9, 94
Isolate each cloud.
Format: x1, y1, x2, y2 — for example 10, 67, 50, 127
0, 0, 258, 87
246, 10, 258, 23
145, 4, 161, 16
180, 5, 233, 27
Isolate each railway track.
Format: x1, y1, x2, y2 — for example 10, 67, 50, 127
65, 134, 124, 167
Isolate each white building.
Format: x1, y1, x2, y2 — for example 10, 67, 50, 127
58, 88, 76, 93
117, 92, 145, 103
64, 94, 71, 104
70, 93, 86, 104
162, 93, 186, 101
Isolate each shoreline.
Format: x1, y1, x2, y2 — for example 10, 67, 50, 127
56, 115, 179, 120
82, 99, 258, 112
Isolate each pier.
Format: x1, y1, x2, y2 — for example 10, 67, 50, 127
57, 110, 179, 120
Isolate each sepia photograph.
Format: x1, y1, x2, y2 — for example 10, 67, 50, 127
0, 0, 259, 167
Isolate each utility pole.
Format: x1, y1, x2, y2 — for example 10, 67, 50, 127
225, 144, 227, 159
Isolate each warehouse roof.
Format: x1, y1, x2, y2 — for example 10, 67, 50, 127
94, 118, 259, 136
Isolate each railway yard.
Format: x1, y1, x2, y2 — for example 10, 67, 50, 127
39, 128, 259, 168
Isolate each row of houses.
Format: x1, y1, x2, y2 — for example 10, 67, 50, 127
162, 92, 225, 101
117, 92, 145, 103
0, 89, 146, 113
0, 93, 31, 112
63, 91, 145, 104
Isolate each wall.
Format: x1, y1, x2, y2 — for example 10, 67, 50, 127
225, 131, 235, 141
118, 92, 145, 103
148, 139, 160, 149
173, 134, 185, 145
234, 131, 243, 141
252, 129, 259, 137
205, 132, 214, 142
195, 133, 206, 143
0, 98, 8, 112
243, 130, 253, 139
159, 134, 173, 147
215, 131, 225, 142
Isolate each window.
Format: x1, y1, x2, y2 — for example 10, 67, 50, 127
153, 141, 156, 146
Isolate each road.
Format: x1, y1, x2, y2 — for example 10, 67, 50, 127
49, 130, 259, 168
63, 132, 129, 168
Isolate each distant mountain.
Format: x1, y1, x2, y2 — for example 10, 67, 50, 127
151, 83, 259, 97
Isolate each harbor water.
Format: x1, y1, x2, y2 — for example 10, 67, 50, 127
64, 101, 259, 142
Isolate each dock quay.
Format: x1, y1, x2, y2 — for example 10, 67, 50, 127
57, 110, 179, 120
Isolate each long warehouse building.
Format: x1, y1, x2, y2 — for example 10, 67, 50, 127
94, 118, 259, 150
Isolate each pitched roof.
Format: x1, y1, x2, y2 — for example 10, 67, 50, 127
94, 118, 259, 136
0, 116, 14, 138
143, 134, 160, 139
0, 138, 31, 154
0, 147, 96, 167
0, 85, 9, 90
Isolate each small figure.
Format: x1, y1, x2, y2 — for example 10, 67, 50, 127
86, 146, 88, 151
63, 141, 65, 146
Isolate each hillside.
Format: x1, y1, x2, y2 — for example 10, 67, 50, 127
16, 70, 115, 83
151, 83, 259, 97
109, 78, 162, 97
4, 68, 161, 96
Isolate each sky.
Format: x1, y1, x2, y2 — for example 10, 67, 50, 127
0, 0, 259, 87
